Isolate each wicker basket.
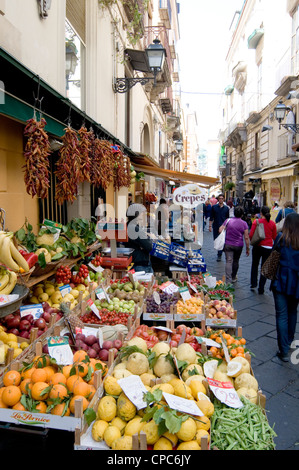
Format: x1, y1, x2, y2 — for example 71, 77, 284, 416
31, 256, 67, 277
17, 265, 36, 283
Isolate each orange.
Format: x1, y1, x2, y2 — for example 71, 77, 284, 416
31, 368, 48, 384
62, 365, 73, 380
74, 362, 89, 378
210, 347, 218, 357
0, 387, 5, 399
34, 355, 51, 368
3, 370, 21, 387
21, 366, 36, 380
12, 401, 26, 411
66, 374, 83, 392
51, 403, 70, 416
73, 380, 91, 398
88, 385, 96, 401
49, 372, 67, 386
69, 395, 89, 415
49, 384, 68, 401
230, 349, 237, 357
2, 385, 22, 407
20, 378, 32, 395
35, 401, 47, 413
0, 398, 8, 409
73, 350, 90, 363
240, 338, 246, 345
31, 382, 49, 401
43, 366, 56, 382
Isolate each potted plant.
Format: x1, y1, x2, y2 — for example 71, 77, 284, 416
224, 182, 235, 191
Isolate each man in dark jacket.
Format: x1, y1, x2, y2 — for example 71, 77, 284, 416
209, 194, 229, 261
126, 204, 154, 273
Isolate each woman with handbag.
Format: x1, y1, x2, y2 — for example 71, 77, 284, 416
249, 206, 277, 294
270, 213, 299, 361
275, 201, 296, 231
219, 206, 250, 284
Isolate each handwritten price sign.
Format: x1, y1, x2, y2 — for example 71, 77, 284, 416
207, 378, 243, 409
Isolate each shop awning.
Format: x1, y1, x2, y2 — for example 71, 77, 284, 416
132, 161, 219, 187
261, 163, 299, 180
0, 46, 137, 158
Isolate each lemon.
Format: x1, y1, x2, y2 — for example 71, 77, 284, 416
111, 417, 127, 434
13, 347, 22, 358
162, 431, 178, 447
188, 380, 207, 399
117, 393, 136, 421
173, 381, 193, 399
176, 417, 197, 442
91, 419, 109, 442
230, 356, 250, 375
20, 342, 29, 350
151, 383, 174, 395
177, 440, 201, 450
195, 428, 210, 445
142, 419, 160, 445
97, 396, 117, 421
153, 437, 173, 450
124, 416, 144, 436
195, 415, 210, 431
111, 435, 133, 450
139, 372, 156, 386
6, 333, 18, 343
196, 399, 214, 418
103, 425, 121, 448
203, 359, 218, 379
104, 376, 122, 396
226, 361, 242, 377
7, 341, 18, 349
182, 363, 203, 381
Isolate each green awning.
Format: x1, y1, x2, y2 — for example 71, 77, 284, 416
0, 46, 137, 156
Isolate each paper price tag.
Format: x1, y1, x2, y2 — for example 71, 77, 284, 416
207, 378, 243, 408
163, 392, 204, 416
187, 281, 198, 293
152, 326, 173, 334
118, 375, 148, 410
88, 261, 104, 273
160, 281, 179, 295
153, 291, 161, 305
47, 336, 73, 365
179, 286, 191, 302
195, 336, 221, 348
87, 299, 101, 319
20, 303, 44, 319
59, 284, 72, 297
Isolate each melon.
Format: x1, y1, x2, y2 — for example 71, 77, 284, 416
101, 325, 117, 341
234, 372, 258, 391
114, 324, 129, 337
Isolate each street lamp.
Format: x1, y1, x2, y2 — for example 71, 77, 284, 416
66, 42, 78, 77
114, 39, 166, 93
175, 140, 183, 152
274, 100, 299, 132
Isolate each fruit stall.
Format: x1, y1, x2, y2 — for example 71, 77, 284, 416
0, 221, 277, 451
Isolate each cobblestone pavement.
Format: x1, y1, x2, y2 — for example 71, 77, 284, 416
200, 229, 299, 451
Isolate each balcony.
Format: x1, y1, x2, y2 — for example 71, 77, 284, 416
224, 123, 247, 148
159, 0, 171, 29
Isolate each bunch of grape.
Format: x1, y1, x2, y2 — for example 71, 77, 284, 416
146, 292, 178, 313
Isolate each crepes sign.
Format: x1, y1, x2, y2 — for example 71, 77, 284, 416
173, 184, 206, 208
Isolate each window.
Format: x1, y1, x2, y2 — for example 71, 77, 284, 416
65, 20, 85, 110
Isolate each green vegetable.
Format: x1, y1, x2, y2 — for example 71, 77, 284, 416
211, 398, 276, 450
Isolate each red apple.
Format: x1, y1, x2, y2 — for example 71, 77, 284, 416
19, 319, 31, 331
113, 339, 122, 350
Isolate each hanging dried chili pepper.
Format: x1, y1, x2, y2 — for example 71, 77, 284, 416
55, 126, 80, 205
113, 148, 132, 190
77, 125, 92, 183
23, 117, 51, 199
96, 140, 115, 190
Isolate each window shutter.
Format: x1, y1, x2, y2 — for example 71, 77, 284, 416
66, 0, 86, 43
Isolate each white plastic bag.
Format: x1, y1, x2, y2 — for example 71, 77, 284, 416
214, 229, 226, 251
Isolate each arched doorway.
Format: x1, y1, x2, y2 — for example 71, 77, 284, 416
142, 123, 150, 155
236, 161, 244, 198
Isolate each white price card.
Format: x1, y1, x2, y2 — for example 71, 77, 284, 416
179, 286, 191, 302
88, 261, 104, 273
152, 326, 173, 334
153, 291, 161, 305
187, 281, 198, 293
96, 285, 111, 303
59, 284, 72, 297
160, 281, 179, 295
87, 299, 101, 319
207, 378, 243, 409
47, 336, 73, 365
163, 392, 204, 417
20, 303, 43, 319
118, 375, 148, 410
204, 276, 217, 288
195, 336, 221, 348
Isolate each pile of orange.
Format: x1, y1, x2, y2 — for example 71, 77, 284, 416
207, 329, 247, 359
0, 350, 108, 416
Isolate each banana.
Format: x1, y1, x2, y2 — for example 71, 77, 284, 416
0, 341, 5, 364
0, 273, 10, 291
0, 271, 17, 295
9, 241, 29, 272
0, 236, 20, 272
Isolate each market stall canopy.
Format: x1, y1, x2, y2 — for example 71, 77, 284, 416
131, 153, 219, 187
0, 47, 137, 158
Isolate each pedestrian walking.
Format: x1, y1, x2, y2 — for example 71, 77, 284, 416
249, 206, 277, 294
219, 206, 250, 283
209, 194, 230, 261
203, 199, 212, 231
275, 201, 296, 224
209, 194, 218, 206
270, 213, 299, 362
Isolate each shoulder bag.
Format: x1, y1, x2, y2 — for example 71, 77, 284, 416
261, 235, 283, 280
276, 209, 285, 232
250, 219, 265, 246
213, 219, 230, 251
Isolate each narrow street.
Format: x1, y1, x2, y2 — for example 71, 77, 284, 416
201, 229, 299, 451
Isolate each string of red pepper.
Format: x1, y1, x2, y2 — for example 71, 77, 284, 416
55, 126, 81, 205
23, 117, 51, 199
77, 125, 92, 183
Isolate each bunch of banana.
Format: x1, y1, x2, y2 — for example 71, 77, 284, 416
0, 231, 29, 273
0, 268, 18, 295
